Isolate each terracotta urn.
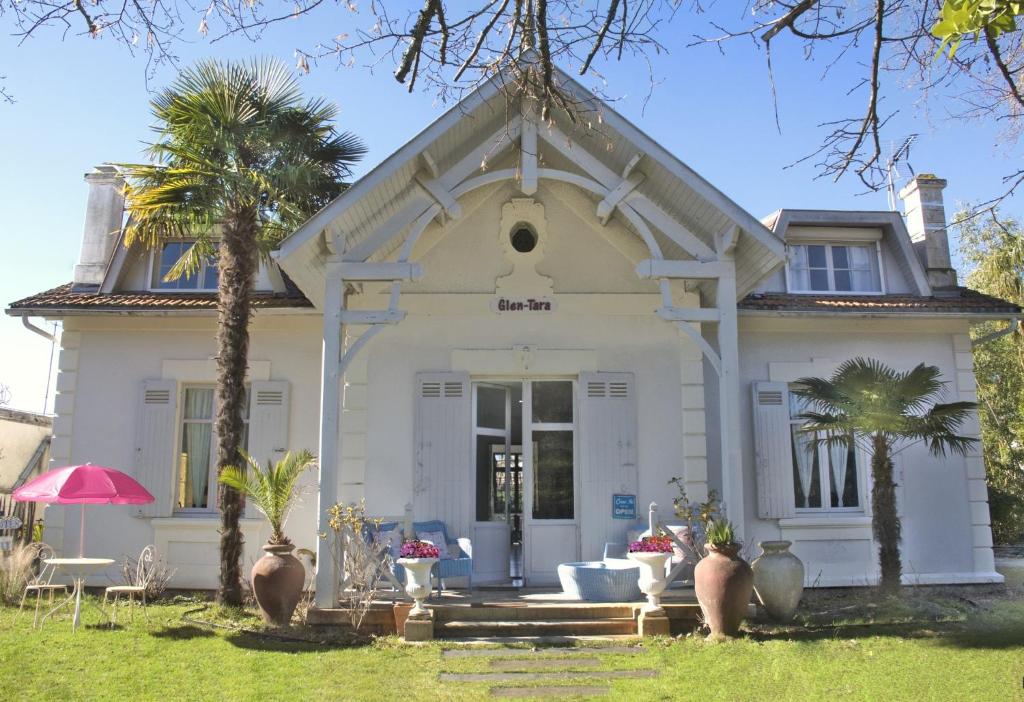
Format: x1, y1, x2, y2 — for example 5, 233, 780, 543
251, 543, 306, 627
627, 551, 671, 612
751, 540, 805, 622
397, 557, 438, 618
694, 543, 754, 639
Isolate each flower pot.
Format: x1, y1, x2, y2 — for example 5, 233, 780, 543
393, 602, 414, 636
627, 551, 671, 612
751, 540, 804, 622
694, 543, 753, 639
397, 557, 437, 618
251, 543, 306, 627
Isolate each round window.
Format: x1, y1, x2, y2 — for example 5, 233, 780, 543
510, 226, 538, 253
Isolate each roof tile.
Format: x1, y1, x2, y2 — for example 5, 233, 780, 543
7, 283, 313, 313
739, 289, 1019, 315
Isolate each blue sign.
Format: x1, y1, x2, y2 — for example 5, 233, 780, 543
612, 494, 636, 520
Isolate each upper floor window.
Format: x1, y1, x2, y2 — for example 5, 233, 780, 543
153, 241, 219, 291
788, 243, 882, 294
788, 391, 862, 513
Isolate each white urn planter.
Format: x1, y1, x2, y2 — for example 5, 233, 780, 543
628, 551, 671, 612
751, 541, 805, 622
397, 557, 438, 618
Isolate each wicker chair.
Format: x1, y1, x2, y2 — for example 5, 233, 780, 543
18, 543, 68, 628
104, 545, 155, 625
376, 519, 473, 597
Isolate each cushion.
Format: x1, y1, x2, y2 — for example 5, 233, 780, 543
373, 527, 403, 560
417, 529, 451, 559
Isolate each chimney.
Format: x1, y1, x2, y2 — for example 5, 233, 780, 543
72, 165, 125, 290
898, 174, 958, 289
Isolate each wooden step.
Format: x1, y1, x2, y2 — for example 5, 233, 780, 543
436, 618, 637, 638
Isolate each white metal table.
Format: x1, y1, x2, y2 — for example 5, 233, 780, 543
40, 557, 115, 631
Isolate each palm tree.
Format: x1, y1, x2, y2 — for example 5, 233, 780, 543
120, 59, 366, 606
793, 358, 977, 593
219, 450, 316, 546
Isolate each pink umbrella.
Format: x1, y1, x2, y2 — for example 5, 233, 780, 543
14, 463, 154, 557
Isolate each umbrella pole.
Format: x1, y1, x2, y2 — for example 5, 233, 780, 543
79, 504, 85, 558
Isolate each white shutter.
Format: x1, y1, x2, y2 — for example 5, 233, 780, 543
752, 381, 796, 519
414, 372, 472, 539
245, 380, 290, 519
579, 372, 637, 561
135, 379, 178, 518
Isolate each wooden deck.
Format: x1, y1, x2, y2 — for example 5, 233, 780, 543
308, 586, 705, 639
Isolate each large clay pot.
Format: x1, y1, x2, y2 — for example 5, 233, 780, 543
251, 543, 306, 627
694, 544, 754, 639
751, 540, 804, 622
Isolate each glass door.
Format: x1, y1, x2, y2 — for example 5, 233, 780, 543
522, 380, 579, 585
472, 383, 519, 584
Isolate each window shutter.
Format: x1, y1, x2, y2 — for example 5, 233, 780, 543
135, 379, 178, 518
752, 381, 796, 519
414, 372, 472, 539
245, 380, 290, 520
579, 372, 637, 560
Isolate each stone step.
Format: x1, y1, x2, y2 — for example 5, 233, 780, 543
489, 658, 603, 671
491, 685, 610, 698
440, 635, 641, 645
442, 645, 643, 658
433, 604, 636, 623
437, 618, 637, 638
439, 670, 658, 683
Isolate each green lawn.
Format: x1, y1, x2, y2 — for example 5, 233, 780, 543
1, 593, 1023, 701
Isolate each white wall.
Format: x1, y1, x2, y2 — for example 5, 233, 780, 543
53, 314, 323, 589
735, 315, 994, 585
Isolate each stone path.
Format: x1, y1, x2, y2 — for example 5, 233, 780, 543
439, 644, 657, 699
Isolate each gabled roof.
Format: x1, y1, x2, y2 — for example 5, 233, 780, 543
274, 61, 786, 305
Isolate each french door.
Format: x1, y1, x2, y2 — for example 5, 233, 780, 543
522, 380, 579, 585
472, 379, 580, 585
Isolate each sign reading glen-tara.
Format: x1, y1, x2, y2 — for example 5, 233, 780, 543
491, 297, 556, 313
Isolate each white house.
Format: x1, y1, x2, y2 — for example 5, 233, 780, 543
7, 69, 1014, 602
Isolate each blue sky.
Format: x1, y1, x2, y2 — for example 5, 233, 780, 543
1, 7, 1021, 413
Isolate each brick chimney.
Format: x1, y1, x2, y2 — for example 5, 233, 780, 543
72, 165, 125, 290
898, 174, 958, 289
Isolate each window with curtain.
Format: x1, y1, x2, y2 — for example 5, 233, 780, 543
153, 241, 220, 291
788, 391, 861, 512
176, 385, 249, 512
788, 243, 882, 293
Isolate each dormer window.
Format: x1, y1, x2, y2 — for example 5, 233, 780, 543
152, 241, 220, 291
788, 243, 882, 294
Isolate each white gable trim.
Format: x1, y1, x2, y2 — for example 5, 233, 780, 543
276, 74, 509, 262
545, 64, 786, 261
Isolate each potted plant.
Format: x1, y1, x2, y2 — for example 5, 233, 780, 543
627, 535, 674, 612
396, 540, 440, 618
219, 449, 315, 626
693, 519, 753, 639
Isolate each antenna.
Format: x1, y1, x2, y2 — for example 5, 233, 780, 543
886, 134, 918, 211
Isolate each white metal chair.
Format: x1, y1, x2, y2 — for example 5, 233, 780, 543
18, 543, 68, 628
104, 544, 155, 625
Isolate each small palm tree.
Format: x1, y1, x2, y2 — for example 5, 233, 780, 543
793, 358, 977, 593
219, 450, 316, 546
120, 58, 366, 606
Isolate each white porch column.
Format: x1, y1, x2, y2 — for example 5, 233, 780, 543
314, 251, 344, 608
715, 231, 745, 538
